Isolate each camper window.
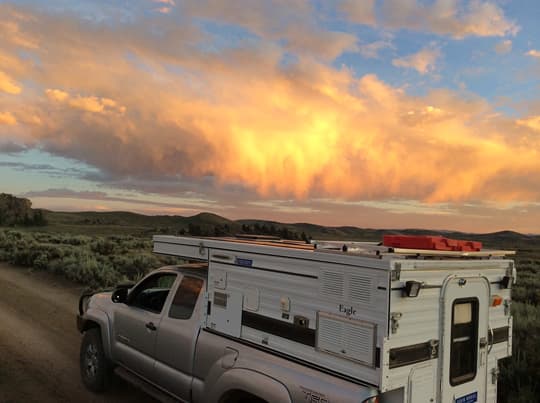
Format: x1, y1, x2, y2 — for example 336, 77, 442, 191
450, 298, 479, 386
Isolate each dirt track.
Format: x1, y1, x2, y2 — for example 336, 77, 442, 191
0, 263, 154, 403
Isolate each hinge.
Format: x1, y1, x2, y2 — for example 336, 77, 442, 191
491, 367, 500, 385
504, 299, 511, 316
391, 263, 402, 281
198, 241, 206, 256
390, 312, 402, 334
429, 339, 439, 358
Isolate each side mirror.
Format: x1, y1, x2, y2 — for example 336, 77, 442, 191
112, 287, 129, 303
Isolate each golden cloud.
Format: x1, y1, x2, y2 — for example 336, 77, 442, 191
339, 0, 376, 26
517, 116, 540, 132
392, 47, 441, 74
0, 3, 538, 205
0, 70, 22, 94
380, 0, 518, 38
0, 111, 17, 125
45, 88, 125, 114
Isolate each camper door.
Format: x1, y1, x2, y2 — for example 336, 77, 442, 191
440, 276, 490, 403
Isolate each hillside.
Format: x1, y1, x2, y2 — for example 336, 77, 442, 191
40, 208, 539, 248
1, 193, 537, 246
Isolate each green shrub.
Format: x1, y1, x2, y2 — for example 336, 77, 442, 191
0, 229, 173, 288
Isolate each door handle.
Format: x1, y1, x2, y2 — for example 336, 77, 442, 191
145, 322, 157, 331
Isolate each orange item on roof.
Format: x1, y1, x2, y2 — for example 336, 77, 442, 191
382, 235, 482, 252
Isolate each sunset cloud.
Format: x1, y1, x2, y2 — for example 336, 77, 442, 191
526, 49, 540, 58
340, 0, 376, 26
359, 39, 394, 59
380, 0, 518, 38
495, 39, 512, 54
0, 70, 22, 94
517, 116, 540, 132
45, 89, 125, 114
0, 111, 17, 125
0, 1, 538, 214
392, 46, 441, 74
152, 0, 175, 14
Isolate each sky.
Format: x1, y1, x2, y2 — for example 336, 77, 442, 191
1, 0, 540, 233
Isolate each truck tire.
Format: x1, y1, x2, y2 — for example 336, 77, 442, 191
80, 327, 111, 392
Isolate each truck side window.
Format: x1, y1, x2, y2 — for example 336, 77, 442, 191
129, 273, 177, 313
450, 298, 479, 386
169, 276, 204, 320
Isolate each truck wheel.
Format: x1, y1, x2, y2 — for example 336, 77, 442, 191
80, 327, 111, 392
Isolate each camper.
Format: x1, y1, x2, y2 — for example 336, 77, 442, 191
78, 234, 515, 403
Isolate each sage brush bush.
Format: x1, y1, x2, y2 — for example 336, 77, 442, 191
0, 230, 176, 288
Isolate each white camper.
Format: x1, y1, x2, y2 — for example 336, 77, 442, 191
153, 234, 515, 403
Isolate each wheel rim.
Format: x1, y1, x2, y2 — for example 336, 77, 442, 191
84, 343, 99, 379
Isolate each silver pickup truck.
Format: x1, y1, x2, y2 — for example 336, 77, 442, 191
77, 264, 380, 403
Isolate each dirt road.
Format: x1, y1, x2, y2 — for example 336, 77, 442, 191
0, 263, 154, 403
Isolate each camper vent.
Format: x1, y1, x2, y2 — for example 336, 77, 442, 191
317, 312, 376, 367
349, 275, 372, 304
320, 271, 372, 304
320, 271, 345, 299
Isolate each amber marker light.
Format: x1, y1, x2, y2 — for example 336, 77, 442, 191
491, 295, 503, 307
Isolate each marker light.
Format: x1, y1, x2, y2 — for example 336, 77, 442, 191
491, 295, 503, 307
405, 281, 422, 297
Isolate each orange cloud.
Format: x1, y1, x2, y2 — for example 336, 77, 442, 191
392, 46, 441, 74
155, 7, 172, 14
339, 0, 376, 26
0, 70, 21, 94
0, 3, 539, 206
517, 116, 540, 132
152, 0, 175, 5
45, 88, 69, 102
45, 89, 125, 114
0, 111, 17, 125
526, 49, 540, 58
380, 0, 518, 38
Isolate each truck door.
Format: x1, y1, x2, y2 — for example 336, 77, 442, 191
153, 275, 205, 402
113, 272, 177, 380
440, 276, 490, 403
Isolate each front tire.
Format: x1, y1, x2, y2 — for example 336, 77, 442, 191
80, 328, 111, 392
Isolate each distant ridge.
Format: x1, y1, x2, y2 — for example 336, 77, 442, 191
1, 194, 535, 242
33, 208, 537, 245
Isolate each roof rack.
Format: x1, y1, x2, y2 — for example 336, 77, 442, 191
206, 236, 314, 250
312, 240, 515, 259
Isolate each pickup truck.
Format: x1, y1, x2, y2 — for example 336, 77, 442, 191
77, 263, 380, 403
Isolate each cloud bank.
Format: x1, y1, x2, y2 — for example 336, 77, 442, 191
0, 1, 537, 207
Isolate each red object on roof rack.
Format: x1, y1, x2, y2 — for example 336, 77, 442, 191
383, 235, 482, 252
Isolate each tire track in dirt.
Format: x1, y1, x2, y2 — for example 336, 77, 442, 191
0, 263, 154, 403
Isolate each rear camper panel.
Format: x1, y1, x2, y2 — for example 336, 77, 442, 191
383, 259, 514, 398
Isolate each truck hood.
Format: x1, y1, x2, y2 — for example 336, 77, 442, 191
88, 291, 114, 311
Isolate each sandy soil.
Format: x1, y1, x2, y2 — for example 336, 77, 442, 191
0, 263, 155, 403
